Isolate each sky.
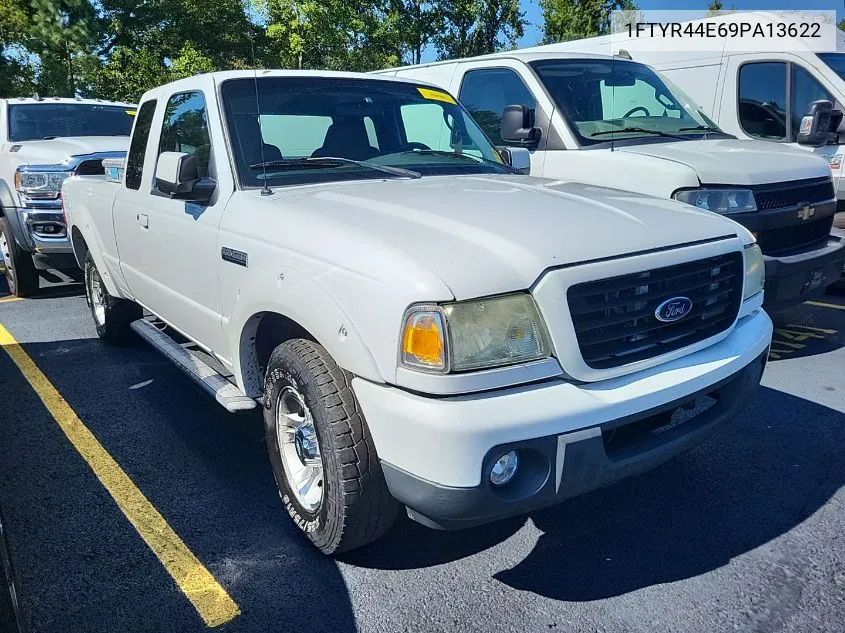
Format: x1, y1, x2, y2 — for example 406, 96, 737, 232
516, 0, 845, 48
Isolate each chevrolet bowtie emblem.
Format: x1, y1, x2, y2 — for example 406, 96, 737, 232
797, 204, 815, 221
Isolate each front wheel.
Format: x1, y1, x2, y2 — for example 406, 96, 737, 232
0, 217, 39, 297
264, 338, 398, 554
84, 252, 141, 343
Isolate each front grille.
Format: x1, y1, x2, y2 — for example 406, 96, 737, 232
752, 177, 834, 211
568, 252, 743, 369
756, 216, 834, 256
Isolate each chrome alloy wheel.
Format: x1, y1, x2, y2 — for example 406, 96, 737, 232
88, 266, 107, 326
0, 229, 10, 274
276, 385, 324, 512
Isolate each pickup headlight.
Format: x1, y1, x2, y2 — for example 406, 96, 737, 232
15, 170, 69, 199
674, 188, 756, 214
400, 294, 553, 373
743, 243, 765, 301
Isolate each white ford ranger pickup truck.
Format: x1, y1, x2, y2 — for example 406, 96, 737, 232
0, 97, 135, 296
63, 70, 773, 554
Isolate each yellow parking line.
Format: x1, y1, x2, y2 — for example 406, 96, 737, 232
0, 323, 240, 627
0, 296, 21, 304
805, 300, 845, 311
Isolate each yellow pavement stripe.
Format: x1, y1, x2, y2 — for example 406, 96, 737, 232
0, 323, 240, 627
805, 300, 845, 311
0, 296, 21, 304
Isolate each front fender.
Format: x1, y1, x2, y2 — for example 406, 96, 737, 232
227, 266, 383, 398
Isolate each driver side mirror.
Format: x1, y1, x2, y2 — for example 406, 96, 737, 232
155, 151, 216, 203
500, 105, 541, 148
497, 146, 531, 175
797, 100, 843, 147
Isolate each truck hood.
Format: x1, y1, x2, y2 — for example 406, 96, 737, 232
618, 138, 830, 185
271, 175, 747, 299
10, 136, 129, 167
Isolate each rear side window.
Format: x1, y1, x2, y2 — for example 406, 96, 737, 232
459, 68, 536, 145
157, 91, 212, 178
738, 62, 787, 141
125, 100, 157, 190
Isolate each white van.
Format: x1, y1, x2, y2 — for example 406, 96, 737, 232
534, 11, 845, 224
378, 49, 845, 311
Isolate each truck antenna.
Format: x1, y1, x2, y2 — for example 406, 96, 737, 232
251, 37, 272, 196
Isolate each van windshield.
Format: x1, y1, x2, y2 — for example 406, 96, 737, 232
530, 59, 727, 146
8, 104, 135, 142
220, 77, 508, 188
817, 53, 845, 82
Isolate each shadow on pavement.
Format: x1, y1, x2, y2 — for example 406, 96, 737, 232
350, 386, 845, 605
0, 336, 357, 633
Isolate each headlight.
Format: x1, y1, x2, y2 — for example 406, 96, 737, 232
400, 294, 553, 373
743, 243, 765, 301
674, 188, 756, 214
15, 170, 69, 199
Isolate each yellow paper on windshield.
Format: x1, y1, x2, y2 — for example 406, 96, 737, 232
126, 110, 137, 116
417, 87, 456, 105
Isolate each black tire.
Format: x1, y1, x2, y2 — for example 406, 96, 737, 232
0, 216, 39, 297
84, 252, 141, 343
264, 338, 398, 554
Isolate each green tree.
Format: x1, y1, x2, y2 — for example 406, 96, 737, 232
435, 0, 526, 60
541, 0, 629, 43
838, 18, 845, 32
0, 0, 36, 96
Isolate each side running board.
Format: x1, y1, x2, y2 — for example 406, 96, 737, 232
130, 319, 258, 413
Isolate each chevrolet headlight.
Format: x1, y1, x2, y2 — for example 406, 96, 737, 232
15, 170, 69, 199
743, 243, 765, 301
400, 294, 553, 373
674, 188, 756, 214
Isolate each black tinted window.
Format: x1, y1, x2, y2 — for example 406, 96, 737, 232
125, 100, 157, 190
8, 104, 135, 142
791, 65, 834, 139
158, 92, 211, 178
459, 68, 536, 145
738, 62, 787, 140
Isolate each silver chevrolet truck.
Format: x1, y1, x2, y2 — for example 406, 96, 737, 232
0, 96, 134, 296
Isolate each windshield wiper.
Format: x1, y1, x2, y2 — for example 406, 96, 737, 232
396, 149, 513, 171
677, 124, 731, 138
590, 127, 688, 141
249, 156, 421, 179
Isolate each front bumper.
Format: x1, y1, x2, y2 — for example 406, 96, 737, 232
353, 308, 772, 529
762, 236, 845, 312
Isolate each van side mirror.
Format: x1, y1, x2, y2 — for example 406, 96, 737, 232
497, 146, 531, 174
797, 100, 843, 147
500, 105, 541, 148
155, 151, 216, 203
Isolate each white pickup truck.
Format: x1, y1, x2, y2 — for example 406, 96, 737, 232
63, 70, 773, 554
0, 97, 135, 296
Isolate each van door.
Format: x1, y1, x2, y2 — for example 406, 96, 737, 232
723, 53, 845, 201
454, 60, 550, 175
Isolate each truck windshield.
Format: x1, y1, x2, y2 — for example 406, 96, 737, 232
220, 77, 508, 188
817, 53, 845, 82
530, 59, 727, 147
8, 104, 135, 142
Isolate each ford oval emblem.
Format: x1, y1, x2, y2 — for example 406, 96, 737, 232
655, 296, 693, 322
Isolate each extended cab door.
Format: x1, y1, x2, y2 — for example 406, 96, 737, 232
453, 59, 550, 175
114, 77, 231, 353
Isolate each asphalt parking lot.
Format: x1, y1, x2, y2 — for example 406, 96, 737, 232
1, 275, 844, 633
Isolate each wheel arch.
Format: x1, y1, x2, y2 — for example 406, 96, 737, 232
235, 306, 383, 399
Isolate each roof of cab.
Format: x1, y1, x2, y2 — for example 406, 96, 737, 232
138, 69, 442, 102
0, 96, 136, 107
377, 50, 618, 74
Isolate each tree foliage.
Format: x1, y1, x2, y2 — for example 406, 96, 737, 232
0, 0, 521, 100
540, 0, 631, 43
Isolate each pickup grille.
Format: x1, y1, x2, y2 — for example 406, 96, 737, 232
568, 252, 743, 369
752, 177, 834, 211
756, 216, 834, 256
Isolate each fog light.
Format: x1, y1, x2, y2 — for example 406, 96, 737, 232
489, 450, 519, 487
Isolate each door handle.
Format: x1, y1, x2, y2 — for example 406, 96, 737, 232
137, 213, 149, 229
